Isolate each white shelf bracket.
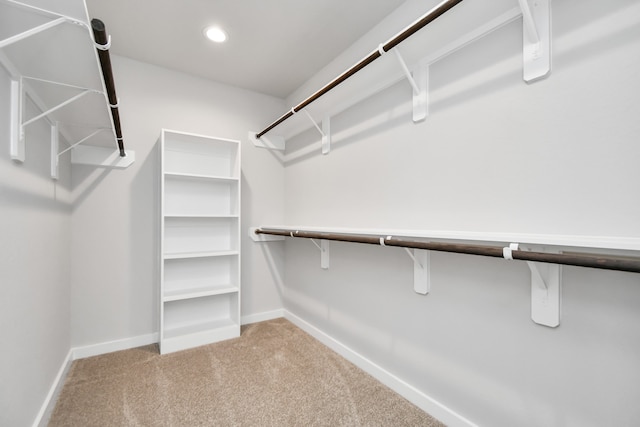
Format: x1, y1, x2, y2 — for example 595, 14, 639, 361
310, 238, 330, 269
506, 243, 561, 327
302, 110, 331, 154
524, 245, 561, 328
57, 128, 109, 157
322, 115, 330, 155
391, 49, 428, 122
10, 79, 24, 161
22, 90, 93, 129
50, 123, 59, 179
404, 248, 430, 295
248, 131, 285, 151
518, 0, 551, 82
412, 61, 429, 123
0, 16, 67, 49
11, 76, 105, 167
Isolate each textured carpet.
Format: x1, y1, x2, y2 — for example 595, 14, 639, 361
49, 318, 445, 426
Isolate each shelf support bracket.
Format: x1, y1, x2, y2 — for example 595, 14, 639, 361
50, 123, 59, 179
0, 16, 67, 49
57, 128, 109, 157
21, 90, 94, 128
506, 243, 561, 327
392, 49, 428, 122
518, 0, 551, 82
404, 248, 430, 294
525, 245, 561, 328
10, 79, 24, 162
302, 110, 331, 155
310, 238, 330, 269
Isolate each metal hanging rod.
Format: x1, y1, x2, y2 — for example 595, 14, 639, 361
91, 18, 126, 157
254, 227, 640, 274
255, 0, 464, 139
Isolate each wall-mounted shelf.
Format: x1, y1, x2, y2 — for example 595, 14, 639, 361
251, 225, 640, 328
160, 129, 241, 354
0, 0, 134, 179
250, 0, 550, 154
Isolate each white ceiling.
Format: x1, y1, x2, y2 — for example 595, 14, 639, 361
85, 0, 407, 99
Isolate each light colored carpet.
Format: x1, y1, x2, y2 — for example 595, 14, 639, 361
49, 318, 445, 426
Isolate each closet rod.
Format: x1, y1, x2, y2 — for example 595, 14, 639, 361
91, 18, 126, 157
255, 228, 640, 274
255, 0, 464, 139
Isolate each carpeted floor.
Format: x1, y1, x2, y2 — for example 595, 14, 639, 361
49, 318, 445, 426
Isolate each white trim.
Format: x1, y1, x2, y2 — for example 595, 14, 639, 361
284, 310, 478, 427
32, 349, 73, 427
72, 332, 159, 360
241, 309, 285, 325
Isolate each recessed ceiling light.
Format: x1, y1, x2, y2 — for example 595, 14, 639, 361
204, 26, 227, 43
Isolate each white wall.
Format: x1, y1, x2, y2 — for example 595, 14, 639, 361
0, 66, 72, 426
70, 56, 286, 347
280, 0, 640, 426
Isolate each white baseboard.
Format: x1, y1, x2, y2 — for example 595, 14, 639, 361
33, 348, 73, 427
72, 332, 159, 360
284, 310, 478, 427
241, 308, 285, 325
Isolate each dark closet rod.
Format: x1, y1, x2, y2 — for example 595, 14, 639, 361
91, 18, 126, 157
255, 0, 464, 139
255, 228, 640, 274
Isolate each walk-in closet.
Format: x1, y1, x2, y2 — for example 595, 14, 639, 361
2, 0, 639, 426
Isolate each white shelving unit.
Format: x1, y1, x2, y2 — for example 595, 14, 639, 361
159, 129, 241, 354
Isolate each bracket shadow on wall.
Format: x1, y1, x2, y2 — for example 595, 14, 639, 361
0, 0, 134, 180
248, 0, 550, 156
249, 226, 640, 328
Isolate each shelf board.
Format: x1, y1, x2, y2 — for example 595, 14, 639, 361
164, 214, 239, 219
162, 318, 239, 342
164, 172, 239, 182
163, 285, 238, 302
164, 250, 239, 260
